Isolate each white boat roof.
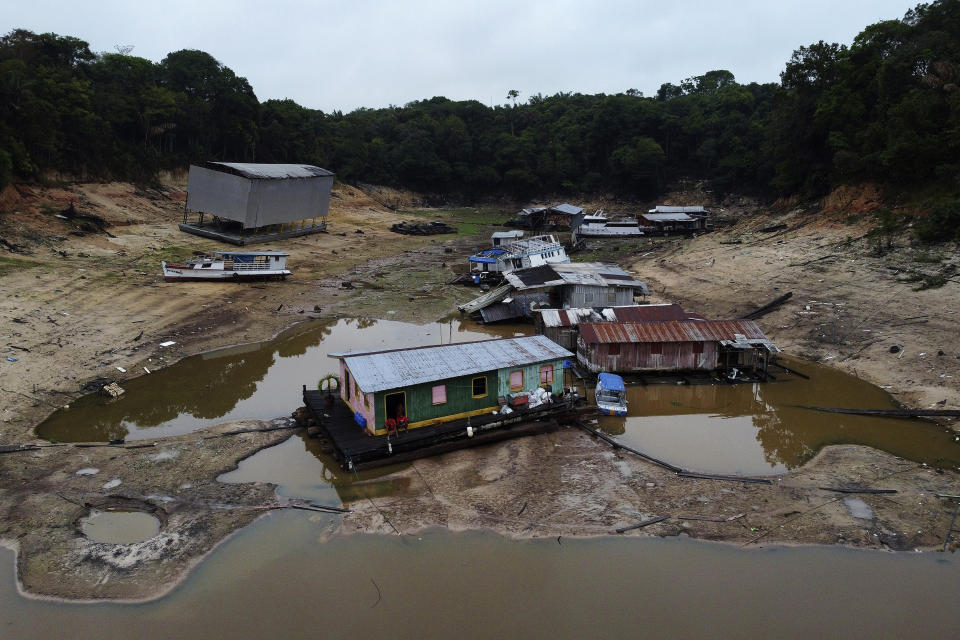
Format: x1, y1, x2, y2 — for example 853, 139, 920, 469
329, 336, 572, 392
204, 162, 334, 179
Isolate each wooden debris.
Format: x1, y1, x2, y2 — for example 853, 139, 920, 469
819, 487, 898, 494
742, 292, 793, 320
795, 406, 960, 417
677, 471, 773, 485
615, 515, 670, 534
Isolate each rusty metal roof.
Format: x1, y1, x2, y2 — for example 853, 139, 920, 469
603, 304, 704, 323
330, 335, 572, 393
579, 320, 771, 345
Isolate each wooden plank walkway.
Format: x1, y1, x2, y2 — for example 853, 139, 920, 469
303, 388, 580, 470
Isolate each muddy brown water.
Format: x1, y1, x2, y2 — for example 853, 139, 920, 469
595, 358, 960, 475
37, 318, 527, 443
80, 511, 161, 544
3, 510, 959, 639
38, 318, 959, 475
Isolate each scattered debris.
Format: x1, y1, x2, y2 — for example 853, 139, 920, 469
615, 515, 670, 534
390, 221, 455, 235
101, 382, 125, 398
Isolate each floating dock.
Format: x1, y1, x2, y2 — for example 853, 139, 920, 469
303, 388, 582, 470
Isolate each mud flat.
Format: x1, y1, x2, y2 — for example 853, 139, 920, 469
1, 181, 958, 601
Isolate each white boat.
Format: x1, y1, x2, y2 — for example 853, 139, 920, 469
468, 233, 568, 284
595, 372, 627, 416
162, 250, 291, 282
577, 211, 646, 238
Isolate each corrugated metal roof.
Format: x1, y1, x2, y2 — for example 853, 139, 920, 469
211, 250, 289, 257
505, 262, 649, 294
608, 304, 704, 323
550, 203, 584, 215
332, 336, 572, 392
641, 213, 695, 222
492, 231, 524, 239
203, 162, 334, 179
650, 206, 707, 214
536, 308, 599, 327
579, 320, 771, 345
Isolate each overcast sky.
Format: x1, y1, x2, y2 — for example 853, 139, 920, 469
8, 0, 916, 112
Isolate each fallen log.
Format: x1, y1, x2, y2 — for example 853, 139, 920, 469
742, 292, 793, 320
772, 361, 810, 379
820, 487, 898, 494
794, 406, 960, 417
615, 515, 669, 534
573, 420, 682, 473
677, 471, 773, 485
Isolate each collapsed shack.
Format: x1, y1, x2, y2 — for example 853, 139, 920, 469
390, 221, 456, 235
576, 319, 780, 376
458, 262, 650, 324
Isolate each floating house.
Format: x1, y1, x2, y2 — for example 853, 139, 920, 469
328, 336, 572, 436
534, 304, 704, 350
181, 162, 334, 245
491, 230, 525, 246
576, 319, 779, 375
543, 203, 586, 230
459, 262, 650, 323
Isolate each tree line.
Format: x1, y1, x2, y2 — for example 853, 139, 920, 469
1, 1, 958, 237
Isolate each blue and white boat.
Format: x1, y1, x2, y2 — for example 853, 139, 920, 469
595, 372, 627, 416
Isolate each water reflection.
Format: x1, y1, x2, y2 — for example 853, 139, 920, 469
37, 318, 525, 443
597, 357, 960, 475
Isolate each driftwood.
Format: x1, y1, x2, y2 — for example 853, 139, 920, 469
677, 513, 745, 522
742, 292, 793, 320
772, 361, 810, 379
615, 515, 670, 534
677, 471, 773, 485
574, 421, 682, 473
795, 406, 960, 418
820, 487, 898, 494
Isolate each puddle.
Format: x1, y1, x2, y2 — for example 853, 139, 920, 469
80, 510, 161, 544
844, 497, 875, 520
595, 357, 960, 475
3, 514, 959, 638
37, 318, 525, 443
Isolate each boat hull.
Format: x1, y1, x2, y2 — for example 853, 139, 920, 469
162, 262, 290, 282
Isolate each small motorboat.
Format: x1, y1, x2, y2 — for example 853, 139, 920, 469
595, 372, 627, 416
161, 250, 290, 282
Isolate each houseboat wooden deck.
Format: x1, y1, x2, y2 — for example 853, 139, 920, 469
303, 388, 581, 470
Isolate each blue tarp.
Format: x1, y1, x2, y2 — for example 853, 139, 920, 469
597, 372, 625, 392
469, 249, 506, 264
469, 256, 498, 264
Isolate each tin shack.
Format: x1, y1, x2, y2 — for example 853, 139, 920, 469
577, 319, 779, 375
329, 335, 571, 436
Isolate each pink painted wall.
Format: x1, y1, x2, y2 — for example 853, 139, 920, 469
339, 360, 376, 433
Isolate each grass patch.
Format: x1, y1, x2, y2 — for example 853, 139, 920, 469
394, 207, 512, 239
0, 254, 40, 277
913, 251, 944, 264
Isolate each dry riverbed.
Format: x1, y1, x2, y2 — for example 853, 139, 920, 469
1, 181, 958, 601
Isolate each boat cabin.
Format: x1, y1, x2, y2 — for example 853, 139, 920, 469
329, 335, 572, 436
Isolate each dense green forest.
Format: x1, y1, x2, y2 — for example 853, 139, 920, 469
1, 1, 959, 228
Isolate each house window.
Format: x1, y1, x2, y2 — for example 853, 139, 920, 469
432, 384, 447, 405
607, 292, 616, 304
344, 371, 351, 400
354, 381, 360, 401
364, 393, 370, 409
650, 343, 662, 355
540, 365, 554, 384
472, 376, 487, 398
584, 292, 593, 303
609, 343, 620, 355
509, 370, 524, 391
692, 342, 704, 354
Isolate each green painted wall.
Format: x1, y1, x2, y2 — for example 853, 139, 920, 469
373, 368, 499, 430
496, 358, 564, 398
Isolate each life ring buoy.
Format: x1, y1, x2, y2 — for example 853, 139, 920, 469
317, 374, 340, 393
